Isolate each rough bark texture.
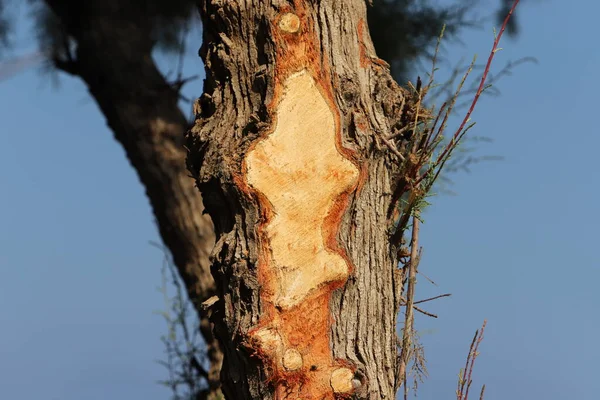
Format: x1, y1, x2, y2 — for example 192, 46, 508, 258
187, 1, 412, 398
41, 2, 223, 396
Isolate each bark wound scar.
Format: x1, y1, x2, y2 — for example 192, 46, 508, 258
246, 71, 358, 309
242, 7, 361, 398
245, 70, 359, 398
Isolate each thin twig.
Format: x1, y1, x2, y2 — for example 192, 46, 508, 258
414, 306, 437, 318
381, 136, 406, 161
398, 215, 420, 387
464, 321, 487, 400
418, 271, 438, 286
414, 293, 452, 305
400, 296, 440, 318
457, 320, 487, 400
458, 330, 478, 398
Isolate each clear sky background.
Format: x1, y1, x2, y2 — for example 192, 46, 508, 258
0, 1, 597, 399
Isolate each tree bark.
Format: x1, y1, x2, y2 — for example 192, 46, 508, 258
188, 1, 413, 398
41, 2, 223, 397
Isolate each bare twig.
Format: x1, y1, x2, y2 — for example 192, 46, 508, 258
151, 242, 210, 400
418, 271, 438, 286
414, 306, 437, 319
398, 215, 421, 392
381, 136, 406, 161
414, 293, 452, 305
457, 320, 487, 400
400, 296, 440, 318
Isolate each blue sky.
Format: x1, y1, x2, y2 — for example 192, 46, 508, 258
1, 1, 598, 399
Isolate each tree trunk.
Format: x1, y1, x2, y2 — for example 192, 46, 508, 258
188, 1, 413, 398
41, 2, 223, 397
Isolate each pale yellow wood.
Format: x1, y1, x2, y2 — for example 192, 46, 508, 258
245, 70, 359, 309
330, 367, 355, 394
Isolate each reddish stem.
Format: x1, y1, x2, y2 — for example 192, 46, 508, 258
435, 0, 520, 166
